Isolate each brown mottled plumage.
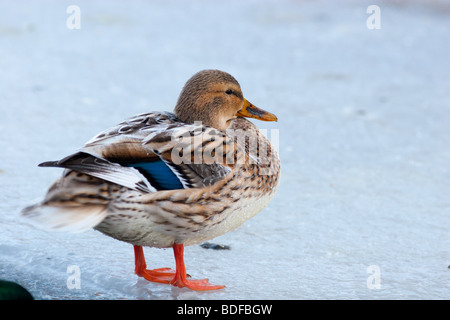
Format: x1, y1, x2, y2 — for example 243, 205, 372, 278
22, 70, 280, 290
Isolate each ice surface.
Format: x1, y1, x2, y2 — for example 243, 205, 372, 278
1, 0, 449, 299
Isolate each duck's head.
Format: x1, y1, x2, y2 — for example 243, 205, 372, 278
174, 69, 277, 131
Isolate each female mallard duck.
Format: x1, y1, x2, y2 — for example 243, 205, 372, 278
22, 70, 280, 290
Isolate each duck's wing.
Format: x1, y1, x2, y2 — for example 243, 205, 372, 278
36, 112, 179, 194
22, 115, 252, 233
40, 112, 238, 194
141, 122, 240, 189
82, 111, 183, 163
38, 152, 154, 193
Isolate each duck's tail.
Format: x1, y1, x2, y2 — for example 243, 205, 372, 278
21, 202, 107, 233
21, 170, 110, 233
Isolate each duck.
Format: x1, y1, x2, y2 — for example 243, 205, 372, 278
22, 69, 281, 291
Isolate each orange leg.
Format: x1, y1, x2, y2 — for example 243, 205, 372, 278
169, 243, 225, 291
134, 245, 175, 283
133, 244, 225, 291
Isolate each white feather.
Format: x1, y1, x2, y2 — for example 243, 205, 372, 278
21, 204, 107, 233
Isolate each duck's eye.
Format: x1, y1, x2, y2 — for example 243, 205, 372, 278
225, 89, 233, 95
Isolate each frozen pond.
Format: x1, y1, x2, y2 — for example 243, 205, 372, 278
1, 0, 449, 299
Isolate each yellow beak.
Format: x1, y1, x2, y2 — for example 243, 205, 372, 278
236, 99, 278, 122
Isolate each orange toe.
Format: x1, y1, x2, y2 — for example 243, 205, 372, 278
170, 277, 225, 290
139, 268, 175, 284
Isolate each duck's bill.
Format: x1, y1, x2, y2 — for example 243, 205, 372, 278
237, 99, 278, 122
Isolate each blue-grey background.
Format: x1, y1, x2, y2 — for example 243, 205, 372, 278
0, 0, 449, 299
